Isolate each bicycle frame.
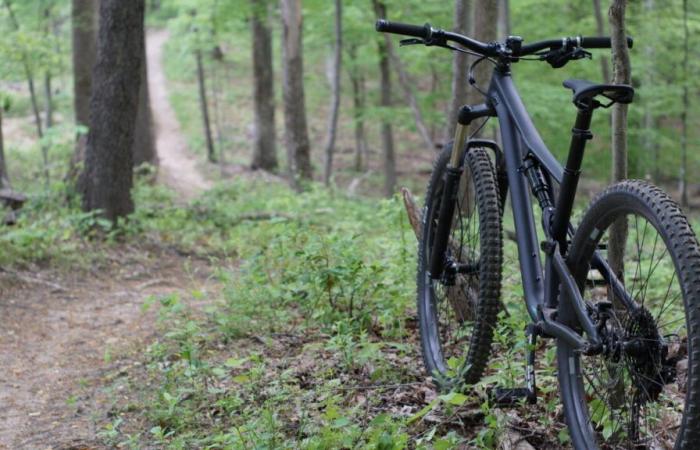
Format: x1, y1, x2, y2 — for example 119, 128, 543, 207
445, 66, 637, 353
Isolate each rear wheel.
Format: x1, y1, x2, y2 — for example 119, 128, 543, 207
417, 144, 503, 389
560, 180, 700, 449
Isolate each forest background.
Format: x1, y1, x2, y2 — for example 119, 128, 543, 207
0, 0, 697, 448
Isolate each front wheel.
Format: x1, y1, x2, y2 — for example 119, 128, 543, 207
417, 144, 503, 389
559, 180, 700, 449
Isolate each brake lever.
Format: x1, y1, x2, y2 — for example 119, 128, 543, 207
541, 47, 592, 68
400, 38, 425, 47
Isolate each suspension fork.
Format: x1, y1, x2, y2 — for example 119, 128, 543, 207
429, 102, 495, 279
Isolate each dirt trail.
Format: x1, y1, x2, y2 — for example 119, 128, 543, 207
0, 31, 214, 449
149, 29, 212, 199
0, 253, 213, 449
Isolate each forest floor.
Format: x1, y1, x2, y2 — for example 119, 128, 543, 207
0, 30, 217, 449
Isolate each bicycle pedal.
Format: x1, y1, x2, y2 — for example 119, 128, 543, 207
491, 387, 536, 406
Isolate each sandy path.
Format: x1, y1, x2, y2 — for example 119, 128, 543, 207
148, 29, 212, 199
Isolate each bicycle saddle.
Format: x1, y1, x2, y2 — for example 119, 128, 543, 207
563, 79, 634, 108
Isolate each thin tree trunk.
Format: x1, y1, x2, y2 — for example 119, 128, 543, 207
608, 0, 631, 279
680, 0, 689, 207
43, 6, 53, 130
132, 31, 157, 167
468, 0, 499, 135
593, 0, 611, 83
280, 0, 312, 186
44, 72, 53, 129
323, 0, 343, 186
0, 107, 9, 189
643, 0, 657, 181
348, 45, 367, 172
250, 0, 277, 171
384, 36, 435, 152
79, 0, 145, 222
211, 54, 225, 169
3, 0, 48, 184
372, 0, 396, 197
2, 1, 43, 141
195, 49, 216, 163
446, 0, 471, 142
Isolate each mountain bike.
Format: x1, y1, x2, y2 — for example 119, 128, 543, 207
376, 19, 700, 449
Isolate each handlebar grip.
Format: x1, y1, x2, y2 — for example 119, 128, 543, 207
375, 19, 431, 39
580, 36, 634, 49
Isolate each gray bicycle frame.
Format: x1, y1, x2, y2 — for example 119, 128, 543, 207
490, 71, 562, 321
481, 69, 619, 351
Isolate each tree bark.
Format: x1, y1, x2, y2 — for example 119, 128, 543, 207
608, 0, 631, 279
593, 0, 611, 83
132, 31, 157, 167
348, 45, 367, 172
445, 0, 471, 142
499, 0, 511, 37
0, 107, 9, 189
72, 0, 97, 129
322, 0, 343, 186
680, 0, 689, 207
195, 48, 216, 163
373, 0, 396, 197
79, 0, 145, 222
68, 0, 98, 182
280, 0, 312, 186
250, 0, 277, 172
468, 0, 499, 135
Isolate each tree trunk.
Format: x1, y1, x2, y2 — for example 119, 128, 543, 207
132, 31, 157, 167
0, 107, 9, 189
43, 6, 53, 130
372, 0, 396, 197
322, 0, 343, 186
72, 0, 97, 129
2, 1, 44, 142
499, 0, 511, 37
195, 48, 216, 163
608, 0, 631, 280
468, 0, 499, 135
69, 0, 98, 182
44, 72, 53, 129
280, 0, 312, 186
643, 0, 658, 182
593, 0, 611, 83
445, 0, 472, 142
250, 0, 277, 172
680, 0, 689, 207
79, 0, 145, 222
3, 0, 48, 183
348, 45, 367, 172
250, 1, 277, 171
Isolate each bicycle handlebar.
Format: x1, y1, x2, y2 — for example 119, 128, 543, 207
375, 19, 633, 58
376, 19, 496, 56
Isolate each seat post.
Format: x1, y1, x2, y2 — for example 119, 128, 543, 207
551, 107, 594, 252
